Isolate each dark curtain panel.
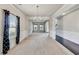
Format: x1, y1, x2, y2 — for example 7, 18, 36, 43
3, 10, 10, 54
16, 16, 20, 44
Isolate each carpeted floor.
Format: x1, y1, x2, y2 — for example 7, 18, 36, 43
7, 33, 74, 55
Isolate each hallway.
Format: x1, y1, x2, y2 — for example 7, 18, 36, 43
0, 4, 79, 55
7, 33, 73, 55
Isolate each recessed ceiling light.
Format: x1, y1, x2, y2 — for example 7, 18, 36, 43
62, 13, 66, 15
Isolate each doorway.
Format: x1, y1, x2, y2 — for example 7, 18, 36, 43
33, 22, 45, 32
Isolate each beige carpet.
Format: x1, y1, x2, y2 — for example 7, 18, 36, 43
7, 33, 74, 55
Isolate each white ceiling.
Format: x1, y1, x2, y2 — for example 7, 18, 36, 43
15, 4, 63, 16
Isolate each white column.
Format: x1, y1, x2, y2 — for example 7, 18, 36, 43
49, 17, 57, 39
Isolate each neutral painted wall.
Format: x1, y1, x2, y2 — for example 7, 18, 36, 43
28, 20, 33, 35
45, 21, 49, 32
63, 9, 79, 32
52, 4, 79, 45
49, 17, 54, 39
61, 7, 79, 44
0, 4, 29, 54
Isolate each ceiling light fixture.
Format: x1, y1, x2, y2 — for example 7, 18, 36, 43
34, 5, 40, 21
36, 5, 39, 16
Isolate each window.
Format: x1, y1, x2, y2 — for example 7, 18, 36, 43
9, 14, 17, 49
9, 14, 17, 37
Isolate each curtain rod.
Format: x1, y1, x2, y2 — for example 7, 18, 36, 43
2, 9, 19, 17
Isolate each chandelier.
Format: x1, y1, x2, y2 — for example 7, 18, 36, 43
30, 5, 49, 22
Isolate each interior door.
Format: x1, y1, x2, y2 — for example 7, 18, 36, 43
39, 24, 44, 32
33, 24, 38, 32
33, 22, 45, 32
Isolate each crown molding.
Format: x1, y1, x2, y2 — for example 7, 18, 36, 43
11, 4, 29, 16
56, 5, 79, 19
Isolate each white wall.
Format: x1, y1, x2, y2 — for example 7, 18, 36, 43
62, 6, 79, 44
63, 9, 79, 32
49, 17, 54, 39
52, 4, 79, 44
45, 21, 49, 32
28, 20, 33, 35
0, 4, 29, 54
49, 16, 57, 39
